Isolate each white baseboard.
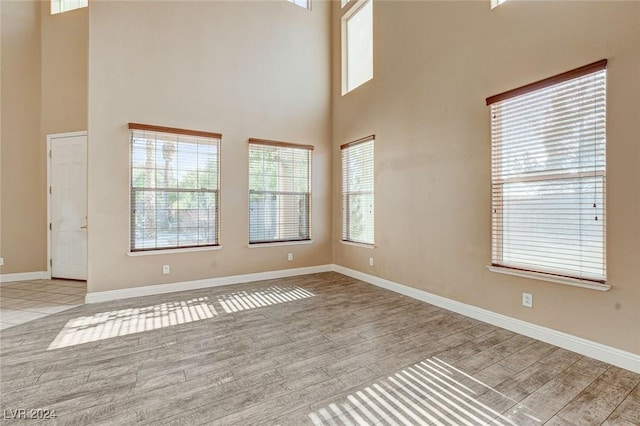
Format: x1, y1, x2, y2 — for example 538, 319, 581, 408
0, 271, 50, 284
85, 264, 333, 304
333, 265, 640, 374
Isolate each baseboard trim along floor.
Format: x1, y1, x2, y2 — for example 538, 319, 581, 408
0, 271, 49, 284
84, 264, 333, 303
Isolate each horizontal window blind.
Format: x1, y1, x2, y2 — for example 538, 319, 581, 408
129, 124, 220, 251
488, 62, 606, 283
248, 139, 312, 244
341, 136, 374, 245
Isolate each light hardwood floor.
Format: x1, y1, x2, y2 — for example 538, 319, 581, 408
0, 272, 638, 425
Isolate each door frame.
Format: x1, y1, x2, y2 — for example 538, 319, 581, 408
47, 131, 88, 280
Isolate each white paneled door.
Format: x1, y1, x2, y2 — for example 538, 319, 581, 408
50, 133, 87, 280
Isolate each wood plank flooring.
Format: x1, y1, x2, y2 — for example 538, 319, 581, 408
0, 272, 638, 425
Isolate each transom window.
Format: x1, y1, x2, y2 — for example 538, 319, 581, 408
248, 139, 312, 244
51, 0, 87, 14
490, 0, 507, 9
288, 0, 311, 10
341, 136, 374, 245
129, 123, 221, 252
487, 60, 607, 284
342, 0, 373, 94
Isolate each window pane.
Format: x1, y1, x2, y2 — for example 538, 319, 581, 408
130, 128, 220, 251
500, 177, 605, 279
490, 68, 606, 281
248, 142, 312, 243
346, 192, 374, 244
51, 0, 88, 15
288, 0, 310, 10
346, 0, 373, 92
342, 138, 374, 244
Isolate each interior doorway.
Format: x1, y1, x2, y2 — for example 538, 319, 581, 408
48, 132, 87, 280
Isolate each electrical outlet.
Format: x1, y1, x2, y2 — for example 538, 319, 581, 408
369, 257, 374, 266
162, 265, 170, 275
0, 257, 4, 267
287, 253, 293, 261
522, 292, 533, 308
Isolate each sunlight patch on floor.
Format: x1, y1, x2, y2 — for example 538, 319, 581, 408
309, 357, 539, 426
48, 297, 217, 350
217, 285, 315, 313
48, 285, 316, 350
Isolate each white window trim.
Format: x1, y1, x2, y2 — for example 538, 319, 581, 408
487, 266, 610, 291
340, 240, 375, 250
127, 245, 223, 257
247, 240, 313, 249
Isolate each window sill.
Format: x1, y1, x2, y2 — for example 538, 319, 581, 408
127, 246, 222, 256
487, 266, 610, 291
247, 240, 313, 248
340, 240, 375, 249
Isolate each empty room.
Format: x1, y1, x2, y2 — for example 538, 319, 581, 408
1, 0, 639, 424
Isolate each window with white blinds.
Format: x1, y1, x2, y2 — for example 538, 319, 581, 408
249, 139, 312, 244
487, 60, 607, 283
342, 136, 374, 245
129, 123, 221, 252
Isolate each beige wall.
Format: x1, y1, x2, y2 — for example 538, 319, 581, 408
87, 1, 332, 292
1, 0, 44, 274
332, 1, 640, 355
41, 6, 88, 136
0, 0, 3, 271
0, 1, 88, 276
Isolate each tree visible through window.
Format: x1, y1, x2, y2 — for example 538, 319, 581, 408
249, 139, 312, 244
129, 124, 221, 251
342, 136, 374, 245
